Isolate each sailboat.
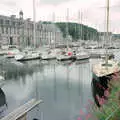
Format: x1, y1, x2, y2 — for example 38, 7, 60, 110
92, 0, 120, 86
41, 12, 57, 60
75, 11, 90, 61
91, 0, 120, 110
14, 0, 40, 61
56, 8, 75, 61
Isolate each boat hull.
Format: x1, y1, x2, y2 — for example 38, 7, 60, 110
15, 53, 40, 61
17, 56, 40, 61
76, 55, 90, 61
57, 56, 76, 61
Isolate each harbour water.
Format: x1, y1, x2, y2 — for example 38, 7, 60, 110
0, 49, 120, 120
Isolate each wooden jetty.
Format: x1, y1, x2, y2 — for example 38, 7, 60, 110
1, 99, 43, 120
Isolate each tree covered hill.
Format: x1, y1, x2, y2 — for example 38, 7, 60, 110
55, 22, 99, 41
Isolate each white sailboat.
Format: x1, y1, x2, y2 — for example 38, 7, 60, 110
14, 49, 40, 61
91, 0, 120, 109
56, 48, 74, 61
5, 48, 20, 58
75, 11, 90, 61
56, 8, 75, 61
76, 50, 90, 60
92, 0, 120, 86
41, 49, 56, 60
41, 12, 57, 60
0, 45, 20, 58
15, 0, 40, 61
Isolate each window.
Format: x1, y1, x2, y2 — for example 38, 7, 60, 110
14, 28, 16, 34
2, 27, 4, 33
12, 21, 15, 27
10, 28, 11, 34
0, 19, 3, 25
6, 27, 8, 34
5, 20, 9, 25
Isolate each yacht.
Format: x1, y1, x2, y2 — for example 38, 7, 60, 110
41, 49, 57, 60
14, 50, 40, 61
75, 48, 90, 60
5, 48, 20, 58
0, 45, 20, 57
91, 0, 120, 108
56, 48, 75, 61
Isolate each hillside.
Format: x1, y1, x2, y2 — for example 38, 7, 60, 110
55, 22, 99, 41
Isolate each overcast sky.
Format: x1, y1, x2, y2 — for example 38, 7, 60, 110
0, 0, 120, 33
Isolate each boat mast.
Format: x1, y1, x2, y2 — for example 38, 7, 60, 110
66, 8, 69, 50
52, 12, 55, 49
105, 0, 110, 65
33, 0, 36, 48
78, 10, 81, 45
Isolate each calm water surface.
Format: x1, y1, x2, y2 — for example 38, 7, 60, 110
0, 57, 98, 120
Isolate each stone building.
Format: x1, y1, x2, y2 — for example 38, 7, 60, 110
0, 11, 64, 48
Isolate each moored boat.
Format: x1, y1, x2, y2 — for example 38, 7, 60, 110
41, 50, 56, 60
56, 49, 75, 61
75, 51, 90, 60
15, 50, 40, 61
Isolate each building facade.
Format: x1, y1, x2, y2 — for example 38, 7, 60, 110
0, 11, 64, 48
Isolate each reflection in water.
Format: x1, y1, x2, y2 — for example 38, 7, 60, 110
0, 59, 44, 80
0, 58, 93, 120
78, 65, 80, 97
0, 88, 7, 119
53, 64, 57, 101
67, 65, 70, 103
